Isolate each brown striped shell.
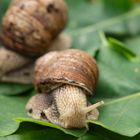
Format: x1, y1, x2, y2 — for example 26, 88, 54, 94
34, 49, 99, 96
0, 0, 68, 57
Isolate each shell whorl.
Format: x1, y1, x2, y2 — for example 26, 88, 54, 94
34, 49, 99, 96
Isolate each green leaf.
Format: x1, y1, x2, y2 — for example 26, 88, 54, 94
96, 36, 140, 98
0, 83, 33, 95
16, 118, 87, 137
91, 92, 140, 136
0, 0, 10, 23
66, 0, 106, 30
102, 0, 132, 15
125, 35, 140, 56
0, 93, 29, 136
69, 7, 140, 55
1, 123, 76, 140
108, 37, 138, 61
88, 124, 140, 140
89, 36, 140, 136
78, 132, 107, 140
1, 124, 139, 140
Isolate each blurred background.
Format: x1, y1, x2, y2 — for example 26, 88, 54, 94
0, 0, 140, 140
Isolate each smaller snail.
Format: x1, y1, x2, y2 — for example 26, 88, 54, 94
0, 0, 68, 57
26, 49, 104, 128
0, 0, 70, 83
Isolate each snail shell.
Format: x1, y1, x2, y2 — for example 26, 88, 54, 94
0, 0, 68, 57
34, 49, 99, 95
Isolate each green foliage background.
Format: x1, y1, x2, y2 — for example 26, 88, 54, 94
0, 0, 140, 139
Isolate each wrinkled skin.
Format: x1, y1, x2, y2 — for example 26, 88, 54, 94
26, 85, 103, 128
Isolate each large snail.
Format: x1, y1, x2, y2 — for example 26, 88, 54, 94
26, 49, 104, 128
0, 0, 70, 83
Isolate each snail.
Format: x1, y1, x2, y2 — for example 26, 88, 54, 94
0, 0, 68, 57
0, 0, 70, 83
26, 49, 104, 128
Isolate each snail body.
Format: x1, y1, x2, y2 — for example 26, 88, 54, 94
26, 49, 104, 128
0, 47, 32, 77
